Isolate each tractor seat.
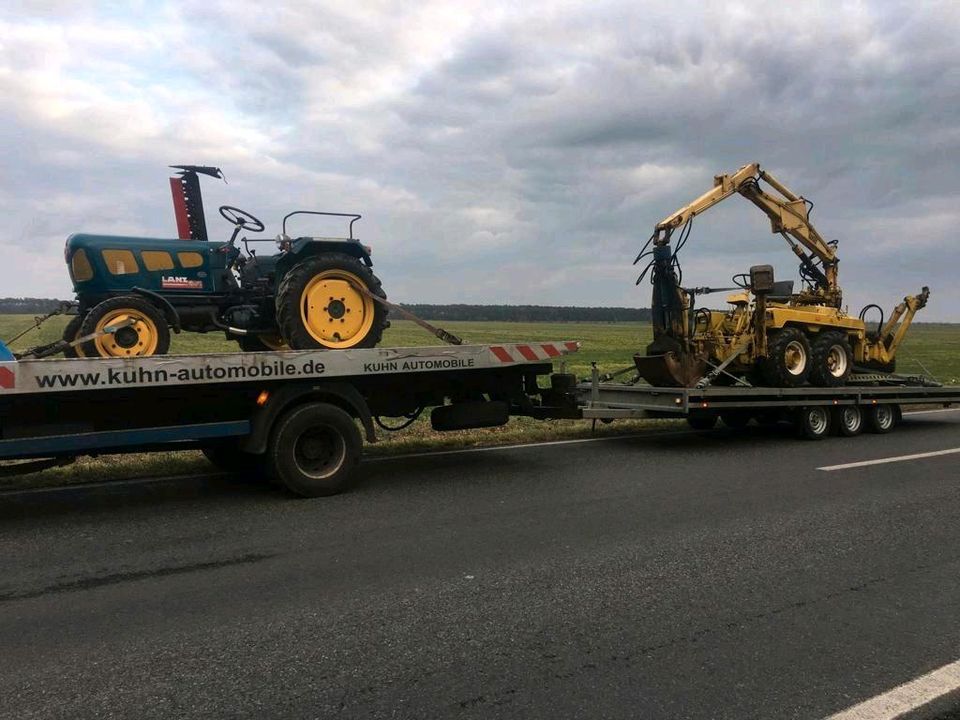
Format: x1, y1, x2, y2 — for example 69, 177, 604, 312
766, 279, 794, 301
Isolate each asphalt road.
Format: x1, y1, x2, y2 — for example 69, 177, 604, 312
2, 411, 960, 719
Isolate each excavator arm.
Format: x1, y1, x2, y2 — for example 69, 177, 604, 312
652, 163, 840, 304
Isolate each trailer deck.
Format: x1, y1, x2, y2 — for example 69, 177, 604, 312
578, 369, 960, 438
0, 341, 580, 495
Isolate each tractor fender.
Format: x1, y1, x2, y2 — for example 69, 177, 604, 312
280, 239, 372, 268
132, 286, 182, 333
241, 381, 376, 454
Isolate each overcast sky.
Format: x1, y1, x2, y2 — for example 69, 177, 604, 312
1, 1, 958, 319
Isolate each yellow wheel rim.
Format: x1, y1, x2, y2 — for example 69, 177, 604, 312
300, 269, 375, 349
93, 309, 159, 357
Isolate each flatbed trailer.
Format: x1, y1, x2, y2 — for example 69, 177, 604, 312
0, 342, 580, 496
578, 370, 960, 439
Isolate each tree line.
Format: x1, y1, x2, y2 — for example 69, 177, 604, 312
1, 297, 651, 322
399, 304, 651, 322
0, 298, 70, 314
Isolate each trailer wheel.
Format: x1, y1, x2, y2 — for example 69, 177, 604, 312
809, 331, 853, 387
687, 413, 718, 431
833, 405, 863, 437
866, 404, 898, 434
268, 402, 361, 497
760, 328, 811, 388
797, 406, 831, 440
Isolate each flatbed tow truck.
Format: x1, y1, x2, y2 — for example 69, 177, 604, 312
0, 343, 957, 497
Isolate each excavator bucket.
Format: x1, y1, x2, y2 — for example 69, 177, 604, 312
633, 351, 707, 388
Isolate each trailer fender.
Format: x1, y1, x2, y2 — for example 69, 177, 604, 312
242, 381, 376, 454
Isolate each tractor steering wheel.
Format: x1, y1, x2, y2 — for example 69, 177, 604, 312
219, 205, 265, 233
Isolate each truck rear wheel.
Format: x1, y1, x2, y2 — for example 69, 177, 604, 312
810, 331, 853, 387
760, 328, 811, 388
267, 402, 362, 497
276, 253, 388, 350
797, 406, 831, 440
79, 296, 170, 358
866, 404, 898, 434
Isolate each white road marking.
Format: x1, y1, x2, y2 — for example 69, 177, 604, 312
826, 657, 960, 719
903, 407, 960, 416
365, 429, 697, 462
818, 447, 960, 472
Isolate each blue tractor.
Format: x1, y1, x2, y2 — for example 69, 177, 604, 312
63, 166, 388, 357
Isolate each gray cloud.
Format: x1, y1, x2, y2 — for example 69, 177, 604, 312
1, 0, 958, 319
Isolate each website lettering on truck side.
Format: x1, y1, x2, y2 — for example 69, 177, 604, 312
32, 358, 328, 389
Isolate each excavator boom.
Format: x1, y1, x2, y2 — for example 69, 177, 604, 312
652, 163, 839, 303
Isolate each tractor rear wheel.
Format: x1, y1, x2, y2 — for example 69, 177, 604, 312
62, 314, 84, 358
79, 296, 170, 358
276, 253, 388, 350
760, 328, 811, 387
809, 331, 853, 387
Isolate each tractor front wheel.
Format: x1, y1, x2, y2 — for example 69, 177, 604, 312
79, 296, 170, 358
62, 314, 84, 358
276, 253, 388, 350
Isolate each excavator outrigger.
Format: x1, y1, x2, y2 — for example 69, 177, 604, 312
633, 163, 929, 388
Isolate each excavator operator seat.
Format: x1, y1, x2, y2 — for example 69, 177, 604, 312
767, 279, 794, 301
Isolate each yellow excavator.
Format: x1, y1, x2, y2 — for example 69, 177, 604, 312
633, 163, 929, 388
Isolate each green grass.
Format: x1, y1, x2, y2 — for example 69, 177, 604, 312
1, 314, 958, 490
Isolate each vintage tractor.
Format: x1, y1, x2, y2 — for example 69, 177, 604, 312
63, 166, 388, 357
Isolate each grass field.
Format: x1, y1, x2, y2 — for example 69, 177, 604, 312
2, 314, 958, 490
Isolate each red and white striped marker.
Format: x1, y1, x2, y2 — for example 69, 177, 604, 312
489, 342, 580, 364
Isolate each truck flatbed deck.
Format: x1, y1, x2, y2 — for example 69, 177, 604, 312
0, 341, 580, 496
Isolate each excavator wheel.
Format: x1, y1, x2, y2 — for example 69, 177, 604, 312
276, 253, 388, 351
759, 328, 811, 388
61, 314, 84, 358
809, 331, 853, 387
